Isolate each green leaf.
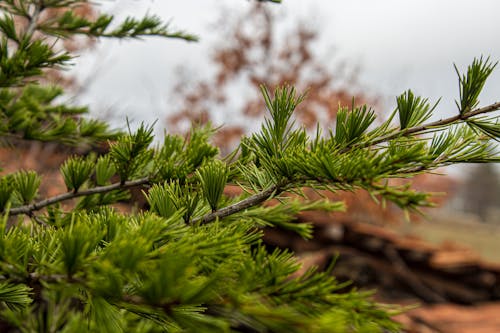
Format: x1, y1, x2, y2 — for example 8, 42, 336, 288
0, 38, 72, 87
184, 124, 219, 169
237, 199, 344, 239
0, 14, 18, 42
89, 297, 125, 333
160, 181, 199, 223
59, 214, 102, 277
40, 9, 198, 41
254, 85, 306, 156
146, 182, 180, 218
468, 118, 500, 140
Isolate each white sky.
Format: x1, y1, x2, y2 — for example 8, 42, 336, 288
73, 0, 500, 130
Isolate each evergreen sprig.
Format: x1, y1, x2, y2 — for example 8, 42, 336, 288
60, 156, 94, 192
197, 160, 229, 212
397, 90, 439, 130
12, 170, 41, 205
455, 56, 497, 114
334, 103, 376, 146
0, 37, 71, 87
109, 123, 154, 183
0, 282, 32, 311
40, 11, 198, 41
0, 0, 196, 148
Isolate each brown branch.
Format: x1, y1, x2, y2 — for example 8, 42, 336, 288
193, 183, 283, 224
8, 177, 150, 216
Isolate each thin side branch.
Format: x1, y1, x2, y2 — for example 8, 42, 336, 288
193, 183, 282, 224
350, 101, 500, 152
26, 2, 44, 37
8, 177, 150, 216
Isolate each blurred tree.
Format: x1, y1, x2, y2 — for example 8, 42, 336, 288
462, 164, 500, 221
169, 3, 374, 151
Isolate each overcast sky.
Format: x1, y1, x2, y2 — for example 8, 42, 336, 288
73, 0, 500, 130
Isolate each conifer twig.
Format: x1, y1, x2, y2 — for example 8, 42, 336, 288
193, 183, 283, 224
346, 101, 500, 152
26, 2, 44, 37
8, 177, 150, 216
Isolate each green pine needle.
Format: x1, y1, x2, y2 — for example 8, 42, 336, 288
197, 160, 229, 212
12, 170, 40, 205
455, 56, 497, 114
60, 156, 94, 192
397, 90, 439, 130
334, 104, 376, 146
0, 282, 32, 310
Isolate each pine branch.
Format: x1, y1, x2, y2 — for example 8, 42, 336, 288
8, 177, 150, 216
12, 101, 495, 220
193, 183, 284, 224
192, 102, 500, 225
347, 101, 500, 152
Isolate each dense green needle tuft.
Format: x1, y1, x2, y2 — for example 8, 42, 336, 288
12, 170, 41, 205
455, 56, 497, 114
397, 90, 439, 130
60, 156, 94, 192
197, 160, 229, 212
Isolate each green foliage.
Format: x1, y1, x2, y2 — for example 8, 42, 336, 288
146, 182, 182, 218
0, 1, 499, 332
95, 155, 116, 186
455, 56, 497, 114
334, 104, 376, 146
0, 83, 117, 146
235, 198, 344, 239
0, 37, 71, 87
468, 118, 500, 141
0, 177, 13, 212
0, 282, 32, 311
40, 10, 198, 41
110, 123, 155, 183
12, 170, 40, 205
397, 90, 438, 130
254, 85, 306, 157
184, 125, 220, 169
197, 160, 229, 212
61, 156, 94, 192
160, 180, 200, 223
